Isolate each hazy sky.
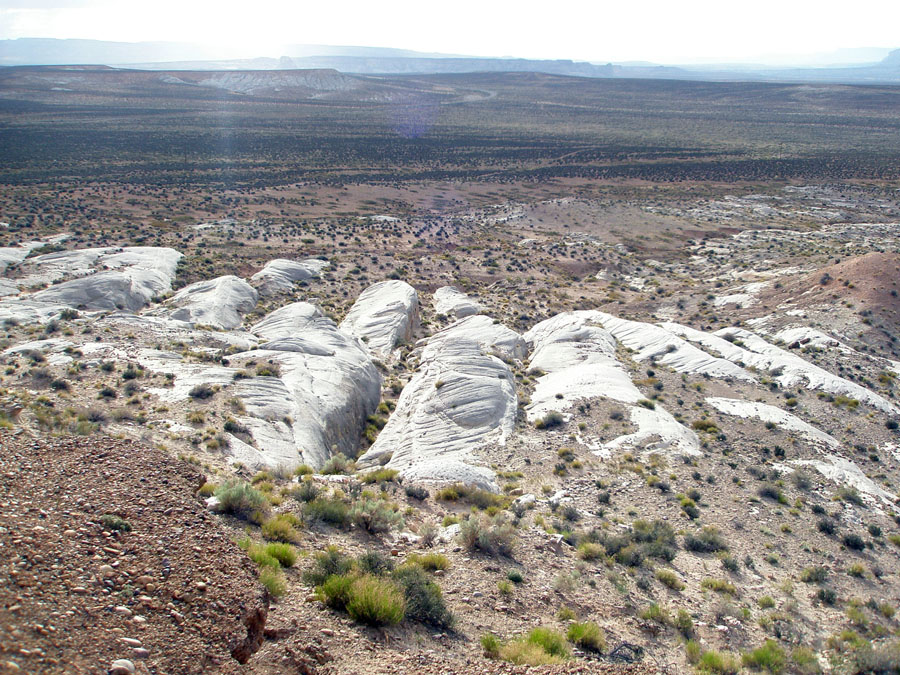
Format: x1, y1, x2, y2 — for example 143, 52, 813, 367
1, 0, 897, 65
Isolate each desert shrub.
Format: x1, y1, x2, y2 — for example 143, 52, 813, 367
640, 603, 671, 625
535, 411, 564, 429
261, 514, 300, 543
758, 596, 776, 609
404, 484, 429, 500
499, 640, 564, 666
842, 533, 866, 551
817, 518, 837, 535
99, 514, 132, 532
675, 609, 694, 637
357, 551, 395, 576
290, 479, 319, 503
525, 627, 570, 659
188, 383, 214, 399
360, 468, 399, 484
459, 514, 516, 556
684, 526, 728, 553
391, 564, 454, 628
655, 568, 685, 591
317, 573, 357, 609
320, 453, 353, 475
632, 519, 678, 560
303, 497, 349, 527
702, 578, 737, 595
481, 633, 501, 658
816, 587, 837, 606
346, 575, 406, 626
577, 542, 605, 561
566, 621, 605, 653
790, 646, 821, 674
507, 569, 524, 583
758, 484, 788, 504
698, 649, 741, 674
259, 567, 287, 597
849, 641, 900, 674
263, 542, 297, 568
406, 553, 449, 571
214, 480, 268, 522
742, 640, 786, 673
303, 546, 353, 586
800, 566, 828, 583
436, 483, 507, 510
350, 498, 403, 533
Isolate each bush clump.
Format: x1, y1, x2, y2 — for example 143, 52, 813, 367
303, 497, 349, 527
391, 563, 455, 628
742, 640, 786, 673
350, 498, 404, 533
346, 575, 406, 626
459, 514, 517, 556
566, 621, 605, 652
684, 526, 728, 553
214, 480, 269, 523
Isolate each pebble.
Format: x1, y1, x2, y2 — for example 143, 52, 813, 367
109, 659, 135, 675
98, 565, 115, 579
321, 628, 335, 637
132, 648, 150, 659
120, 638, 142, 647
113, 606, 132, 617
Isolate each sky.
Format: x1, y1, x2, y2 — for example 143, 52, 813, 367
0, 0, 898, 65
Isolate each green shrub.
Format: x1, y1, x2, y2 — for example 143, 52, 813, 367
499, 640, 564, 666
261, 514, 300, 543
303, 497, 349, 527
526, 627, 570, 658
360, 468, 399, 483
318, 573, 357, 609
698, 649, 741, 674
758, 595, 776, 609
320, 453, 353, 475
701, 578, 737, 595
350, 498, 403, 533
849, 641, 900, 674
507, 569, 524, 584
742, 640, 786, 673
214, 480, 269, 522
684, 526, 728, 553
99, 514, 132, 532
800, 566, 828, 583
246, 543, 280, 569
675, 609, 694, 637
406, 553, 449, 571
640, 603, 671, 625
357, 551, 395, 576
290, 479, 319, 503
259, 567, 286, 597
264, 542, 297, 567
346, 575, 406, 626
790, 646, 821, 674
392, 564, 454, 628
577, 541, 605, 561
566, 621, 605, 653
535, 411, 564, 429
303, 546, 353, 586
459, 514, 516, 556
481, 633, 500, 658
655, 568, 685, 591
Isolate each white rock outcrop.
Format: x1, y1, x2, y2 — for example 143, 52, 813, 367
423, 314, 526, 362
524, 311, 640, 422
432, 286, 481, 318
706, 397, 840, 448
595, 313, 754, 382
226, 302, 381, 470
250, 258, 329, 296
28, 247, 182, 312
667, 323, 899, 414
166, 275, 258, 329
524, 311, 701, 457
339, 280, 418, 358
357, 320, 521, 490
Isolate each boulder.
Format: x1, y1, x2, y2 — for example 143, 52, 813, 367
166, 275, 258, 329
250, 258, 329, 296
432, 286, 481, 318
339, 280, 418, 358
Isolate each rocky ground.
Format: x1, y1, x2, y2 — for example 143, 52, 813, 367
0, 181, 899, 674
